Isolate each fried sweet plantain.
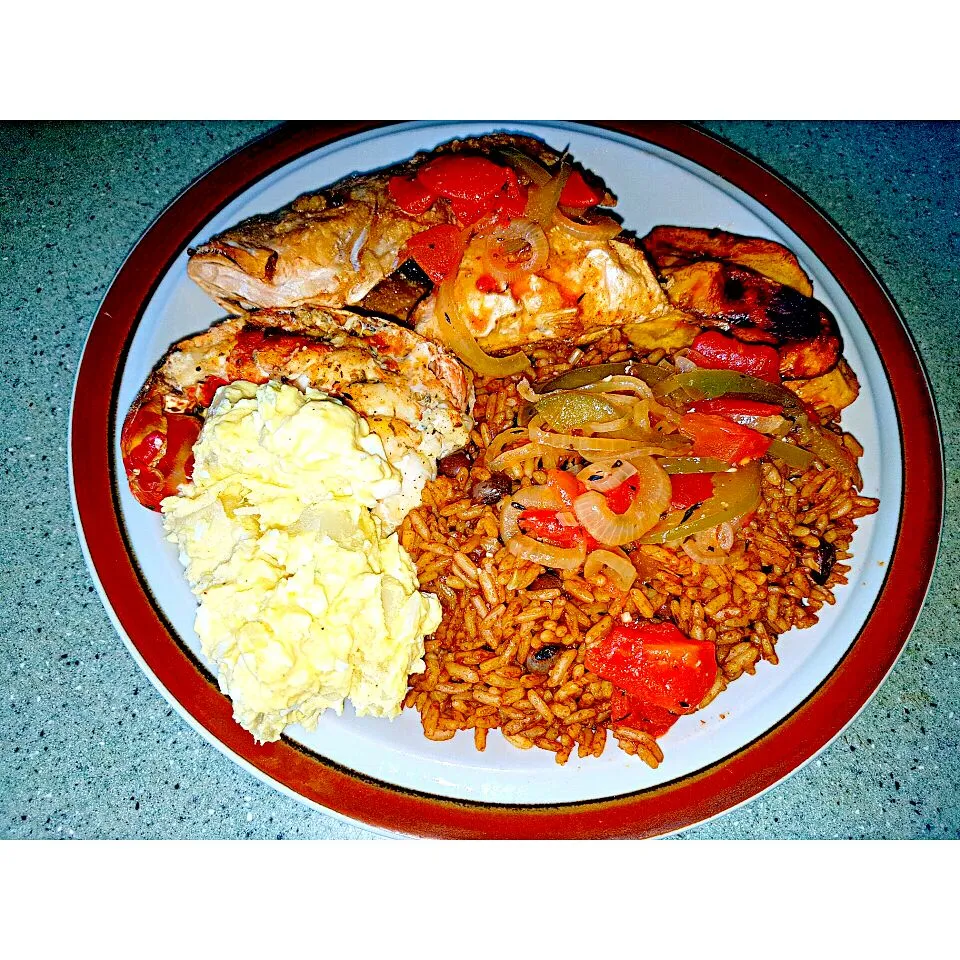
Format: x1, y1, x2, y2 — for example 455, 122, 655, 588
784, 359, 860, 417
643, 226, 814, 296
660, 260, 840, 379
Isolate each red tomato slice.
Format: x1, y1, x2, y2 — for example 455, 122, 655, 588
679, 412, 772, 464
687, 398, 782, 419
518, 509, 600, 551
668, 472, 715, 510
586, 622, 717, 715
417, 155, 509, 201
545, 468, 586, 510
518, 509, 580, 549
687, 331, 781, 384
559, 169, 605, 209
400, 224, 465, 283
610, 689, 680, 738
387, 175, 436, 215
603, 474, 642, 515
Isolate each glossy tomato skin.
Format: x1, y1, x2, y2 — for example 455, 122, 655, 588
400, 224, 465, 283
679, 411, 772, 464
604, 474, 641, 515
417, 155, 509, 201
518, 509, 601, 552
586, 622, 717, 715
388, 175, 436, 215
393, 157, 529, 228
610, 689, 680, 738
559, 169, 605, 209
687, 331, 781, 384
668, 472, 715, 510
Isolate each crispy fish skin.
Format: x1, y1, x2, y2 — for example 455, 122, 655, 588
186, 182, 448, 313
187, 134, 608, 316
154, 306, 472, 440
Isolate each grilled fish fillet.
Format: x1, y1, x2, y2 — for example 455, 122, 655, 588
187, 133, 672, 352
187, 134, 589, 315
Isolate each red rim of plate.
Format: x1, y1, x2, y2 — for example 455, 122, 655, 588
71, 121, 943, 839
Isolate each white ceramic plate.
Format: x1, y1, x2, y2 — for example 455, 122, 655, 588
72, 122, 940, 837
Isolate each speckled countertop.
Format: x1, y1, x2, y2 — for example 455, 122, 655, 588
2, 121, 956, 839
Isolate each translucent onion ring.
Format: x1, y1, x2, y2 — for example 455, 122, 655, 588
572, 456, 672, 546
582, 416, 630, 434
682, 538, 728, 567
499, 146, 552, 187
576, 459, 637, 493
485, 427, 528, 465
552, 207, 622, 241
507, 534, 586, 571
435, 277, 530, 378
525, 163, 571, 229
584, 548, 638, 591
716, 521, 735, 552
480, 217, 549, 284
529, 414, 646, 455
577, 375, 656, 399
499, 485, 564, 544
488, 442, 555, 473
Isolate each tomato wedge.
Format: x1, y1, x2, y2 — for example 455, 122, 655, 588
417, 155, 509, 202
400, 224, 465, 283
687, 331, 781, 384
668, 471, 715, 510
586, 622, 717, 715
604, 474, 642, 515
679, 411, 772, 464
387, 175, 435, 216
559, 169, 605, 209
610, 689, 680, 738
518, 509, 600, 551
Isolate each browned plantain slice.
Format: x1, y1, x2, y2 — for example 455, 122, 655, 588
661, 260, 841, 379
643, 226, 814, 296
784, 359, 860, 417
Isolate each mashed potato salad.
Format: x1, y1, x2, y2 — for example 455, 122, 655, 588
161, 381, 441, 743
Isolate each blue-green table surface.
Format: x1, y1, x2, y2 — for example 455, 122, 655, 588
2, 121, 956, 839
